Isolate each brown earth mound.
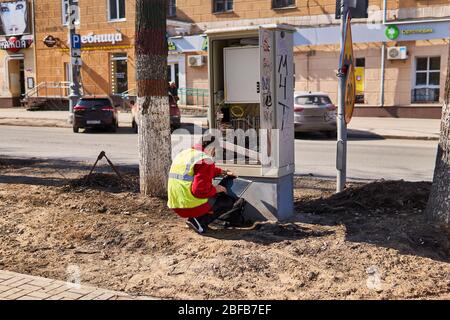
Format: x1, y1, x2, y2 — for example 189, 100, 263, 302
296, 180, 431, 214
63, 173, 139, 193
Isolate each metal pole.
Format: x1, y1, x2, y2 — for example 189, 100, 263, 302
380, 42, 386, 107
68, 0, 81, 123
336, 0, 348, 193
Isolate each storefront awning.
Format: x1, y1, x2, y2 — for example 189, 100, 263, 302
168, 20, 450, 52
294, 21, 450, 46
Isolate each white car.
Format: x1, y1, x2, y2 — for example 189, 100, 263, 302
294, 91, 337, 137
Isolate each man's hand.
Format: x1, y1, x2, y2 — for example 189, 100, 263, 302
225, 171, 237, 178
216, 185, 227, 194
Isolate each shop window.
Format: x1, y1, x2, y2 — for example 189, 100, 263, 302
213, 0, 233, 13
355, 58, 365, 104
111, 53, 128, 95
273, 0, 295, 9
108, 0, 125, 21
62, 0, 79, 26
412, 56, 440, 103
168, 0, 176, 17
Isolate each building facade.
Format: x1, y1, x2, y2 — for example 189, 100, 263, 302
173, 0, 450, 118
0, 0, 36, 107
0, 0, 449, 118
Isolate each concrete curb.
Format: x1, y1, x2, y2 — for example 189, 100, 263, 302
0, 118, 439, 141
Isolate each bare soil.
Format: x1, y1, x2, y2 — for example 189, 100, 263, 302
0, 157, 449, 299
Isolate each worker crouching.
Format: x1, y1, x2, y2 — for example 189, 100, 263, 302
167, 135, 246, 234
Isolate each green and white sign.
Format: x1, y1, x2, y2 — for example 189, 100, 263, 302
385, 25, 399, 40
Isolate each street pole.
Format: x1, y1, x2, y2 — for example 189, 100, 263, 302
67, 0, 81, 123
336, 0, 348, 193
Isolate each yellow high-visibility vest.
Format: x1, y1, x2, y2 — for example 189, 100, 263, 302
167, 148, 212, 209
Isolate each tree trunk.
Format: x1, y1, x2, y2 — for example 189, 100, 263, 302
426, 44, 450, 230
135, 0, 171, 197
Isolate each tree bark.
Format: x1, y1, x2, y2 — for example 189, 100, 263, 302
135, 0, 171, 197
426, 44, 450, 230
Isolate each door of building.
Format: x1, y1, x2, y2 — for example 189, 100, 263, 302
355, 58, 365, 104
111, 53, 128, 95
7, 57, 24, 102
19, 59, 25, 98
168, 63, 179, 88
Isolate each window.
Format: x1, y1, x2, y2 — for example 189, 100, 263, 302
62, 0, 79, 26
412, 56, 440, 103
295, 95, 332, 105
111, 53, 128, 95
168, 0, 176, 17
213, 0, 233, 13
272, 0, 295, 9
108, 0, 125, 21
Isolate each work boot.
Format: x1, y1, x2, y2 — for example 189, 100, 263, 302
186, 217, 206, 234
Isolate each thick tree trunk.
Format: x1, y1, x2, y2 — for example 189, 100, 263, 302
426, 44, 450, 230
135, 0, 171, 197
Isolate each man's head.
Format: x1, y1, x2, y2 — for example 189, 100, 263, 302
199, 134, 216, 158
170, 81, 176, 88
0, 1, 27, 36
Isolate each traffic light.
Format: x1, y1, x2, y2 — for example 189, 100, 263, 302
335, 0, 369, 19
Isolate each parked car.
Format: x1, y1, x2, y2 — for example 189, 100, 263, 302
73, 97, 119, 133
131, 95, 181, 133
294, 91, 337, 137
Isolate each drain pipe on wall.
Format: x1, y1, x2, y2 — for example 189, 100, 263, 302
379, 42, 386, 107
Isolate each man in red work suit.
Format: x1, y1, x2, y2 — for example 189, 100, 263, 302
168, 135, 245, 234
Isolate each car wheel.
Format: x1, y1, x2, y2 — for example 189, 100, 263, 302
73, 126, 79, 133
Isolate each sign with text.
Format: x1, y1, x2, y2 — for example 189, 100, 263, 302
0, 36, 32, 52
71, 33, 81, 49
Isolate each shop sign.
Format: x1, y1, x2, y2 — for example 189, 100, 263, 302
81, 33, 123, 45
385, 25, 400, 40
43, 35, 58, 47
402, 28, 433, 35
201, 37, 208, 51
168, 40, 176, 51
0, 36, 32, 53
385, 25, 434, 40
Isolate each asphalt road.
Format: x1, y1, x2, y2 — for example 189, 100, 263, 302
0, 125, 438, 182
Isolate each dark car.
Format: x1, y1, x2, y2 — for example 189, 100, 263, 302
73, 97, 119, 133
131, 95, 181, 133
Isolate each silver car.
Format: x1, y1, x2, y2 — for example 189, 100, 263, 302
294, 91, 337, 137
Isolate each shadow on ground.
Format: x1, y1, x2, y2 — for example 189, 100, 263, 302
295, 129, 385, 141
293, 178, 450, 263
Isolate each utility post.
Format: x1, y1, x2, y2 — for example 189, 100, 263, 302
67, 0, 81, 122
336, 0, 348, 193
335, 0, 365, 193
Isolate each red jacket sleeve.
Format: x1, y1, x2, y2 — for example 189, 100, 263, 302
191, 162, 218, 199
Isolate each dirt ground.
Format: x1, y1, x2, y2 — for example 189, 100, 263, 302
0, 157, 449, 300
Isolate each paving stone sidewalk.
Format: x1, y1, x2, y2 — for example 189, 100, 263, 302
0, 270, 154, 300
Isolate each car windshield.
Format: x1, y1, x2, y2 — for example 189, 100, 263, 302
296, 95, 332, 105
77, 99, 111, 108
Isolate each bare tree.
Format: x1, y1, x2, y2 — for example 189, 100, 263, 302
426, 44, 450, 230
135, 0, 172, 197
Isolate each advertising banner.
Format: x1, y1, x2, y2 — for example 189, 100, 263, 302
0, 1, 31, 36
